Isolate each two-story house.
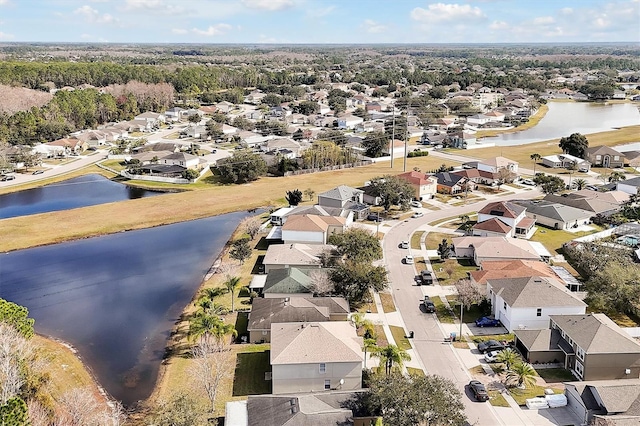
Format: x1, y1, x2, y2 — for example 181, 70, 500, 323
473, 201, 536, 239
270, 322, 363, 394
514, 314, 640, 380
280, 214, 346, 245
487, 276, 586, 332
585, 146, 625, 169
397, 171, 438, 201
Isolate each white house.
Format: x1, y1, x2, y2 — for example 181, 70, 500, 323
280, 214, 346, 245
477, 156, 519, 174
474, 201, 536, 239
466, 114, 491, 126
270, 322, 363, 394
487, 276, 586, 332
337, 115, 364, 129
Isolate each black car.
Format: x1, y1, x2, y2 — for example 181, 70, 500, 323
367, 214, 383, 222
468, 380, 489, 402
423, 296, 435, 313
477, 339, 506, 354
420, 270, 434, 285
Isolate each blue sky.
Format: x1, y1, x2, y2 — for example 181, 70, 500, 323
1, 0, 639, 44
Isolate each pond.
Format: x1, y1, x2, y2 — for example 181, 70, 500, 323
0, 211, 249, 405
0, 174, 162, 219
486, 102, 640, 146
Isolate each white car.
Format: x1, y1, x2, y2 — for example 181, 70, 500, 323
400, 241, 409, 249
521, 178, 535, 186
404, 255, 414, 264
483, 350, 503, 363
410, 200, 422, 208
412, 212, 424, 218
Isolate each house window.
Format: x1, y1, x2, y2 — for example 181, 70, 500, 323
503, 302, 507, 310
324, 380, 331, 390
596, 155, 601, 160
319, 363, 326, 374
574, 361, 584, 378
614, 156, 619, 161
536, 308, 542, 317
576, 346, 585, 362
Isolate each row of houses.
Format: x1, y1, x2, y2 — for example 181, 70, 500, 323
541, 145, 640, 172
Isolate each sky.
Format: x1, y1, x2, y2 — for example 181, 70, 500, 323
0, 0, 639, 44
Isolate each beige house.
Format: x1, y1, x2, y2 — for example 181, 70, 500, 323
585, 146, 625, 168
514, 314, 640, 380
262, 243, 333, 273
397, 171, 438, 200
270, 322, 363, 394
452, 236, 546, 266
247, 297, 349, 343
281, 214, 346, 245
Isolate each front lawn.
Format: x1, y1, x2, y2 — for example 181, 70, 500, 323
535, 368, 576, 383
389, 325, 412, 351
433, 296, 456, 324
488, 390, 510, 407
446, 296, 486, 323
530, 225, 605, 255
508, 385, 563, 406
379, 292, 396, 313
411, 231, 424, 250
425, 232, 455, 250
471, 334, 515, 344
431, 258, 477, 285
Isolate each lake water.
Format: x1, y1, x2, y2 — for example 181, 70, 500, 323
0, 212, 248, 405
486, 102, 640, 146
0, 174, 162, 219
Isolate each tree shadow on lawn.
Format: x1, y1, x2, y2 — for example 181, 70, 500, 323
232, 351, 272, 396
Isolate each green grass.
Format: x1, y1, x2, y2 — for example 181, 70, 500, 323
508, 385, 563, 406
389, 326, 412, 351
425, 232, 455, 250
535, 368, 576, 383
431, 258, 477, 286
488, 390, 510, 407
407, 367, 425, 376
530, 225, 605, 255
446, 296, 485, 323
232, 346, 272, 396
411, 231, 424, 250
468, 365, 485, 376
471, 334, 515, 344
433, 296, 456, 324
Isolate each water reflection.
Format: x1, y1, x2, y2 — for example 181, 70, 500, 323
0, 174, 162, 219
486, 102, 640, 146
0, 211, 249, 405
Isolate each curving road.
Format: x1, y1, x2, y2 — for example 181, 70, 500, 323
381, 188, 542, 425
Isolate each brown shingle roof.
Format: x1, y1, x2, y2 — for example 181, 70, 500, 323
487, 276, 586, 308
282, 214, 346, 232
478, 201, 525, 219
472, 218, 512, 234
550, 314, 640, 354
470, 259, 555, 284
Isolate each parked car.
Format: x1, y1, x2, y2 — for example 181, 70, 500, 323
483, 350, 503, 363
367, 214, 384, 222
399, 240, 409, 249
32, 170, 44, 175
423, 296, 436, 313
521, 178, 535, 186
1, 175, 15, 181
468, 380, 489, 402
475, 316, 501, 328
410, 200, 422, 208
477, 340, 506, 354
586, 185, 599, 191
420, 270, 434, 285
404, 255, 414, 264
412, 212, 424, 218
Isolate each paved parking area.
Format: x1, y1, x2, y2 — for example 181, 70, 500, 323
467, 323, 509, 336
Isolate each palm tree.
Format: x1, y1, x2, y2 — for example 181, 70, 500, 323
188, 312, 222, 344
566, 162, 578, 189
195, 298, 228, 316
199, 287, 226, 301
224, 275, 242, 312
608, 171, 627, 183
530, 153, 541, 175
506, 362, 537, 389
572, 178, 588, 190
495, 348, 519, 370
371, 344, 411, 375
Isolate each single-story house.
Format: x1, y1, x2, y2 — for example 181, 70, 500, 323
262, 267, 322, 298
470, 259, 557, 285
262, 243, 333, 273
543, 192, 625, 216
515, 200, 593, 231
433, 172, 471, 195
452, 236, 545, 266
487, 276, 586, 332
541, 153, 591, 172
477, 156, 518, 174
46, 138, 88, 154
270, 322, 363, 394
247, 296, 350, 343
280, 214, 346, 245
337, 115, 364, 129
617, 177, 640, 196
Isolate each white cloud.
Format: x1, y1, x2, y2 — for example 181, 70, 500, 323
192, 23, 232, 36
0, 31, 14, 40
307, 5, 335, 18
560, 7, 573, 15
410, 3, 486, 23
489, 20, 509, 30
74, 5, 118, 24
241, 0, 294, 11
171, 28, 188, 34
124, 0, 162, 10
362, 19, 387, 34
0, 0, 9, 5
533, 16, 555, 25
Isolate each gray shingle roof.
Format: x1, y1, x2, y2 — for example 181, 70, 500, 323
318, 185, 363, 202
488, 276, 586, 308
248, 297, 349, 332
517, 200, 592, 222
263, 268, 316, 295
550, 314, 640, 354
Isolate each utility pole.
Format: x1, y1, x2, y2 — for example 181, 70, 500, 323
403, 98, 411, 172
390, 105, 395, 169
